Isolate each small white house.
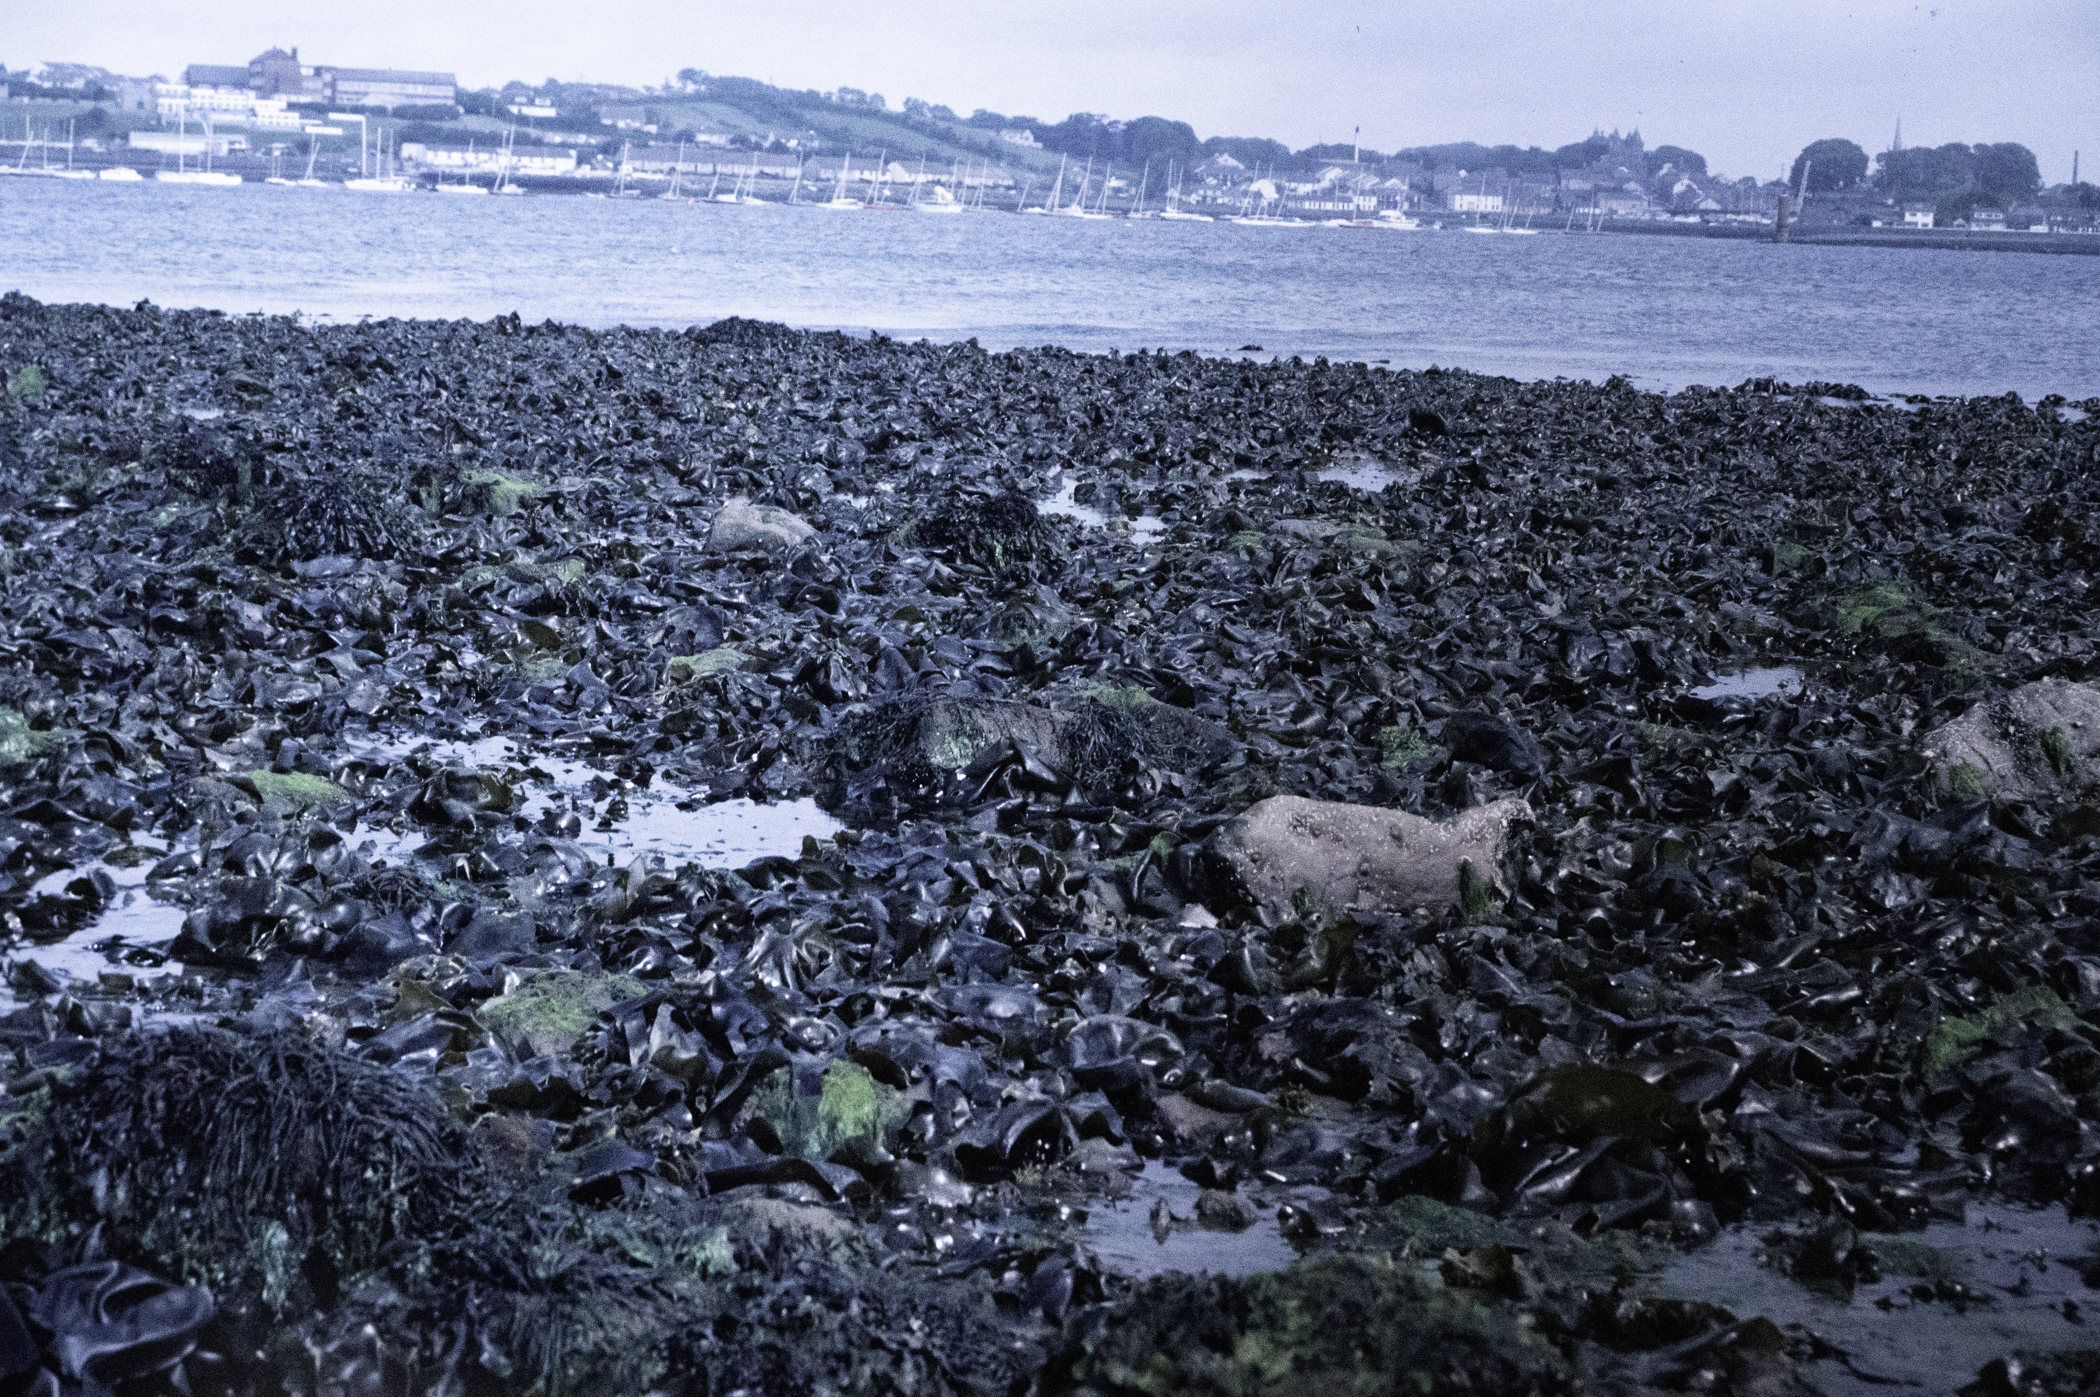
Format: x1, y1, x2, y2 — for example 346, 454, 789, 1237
1448, 192, 1504, 213
1902, 202, 1934, 228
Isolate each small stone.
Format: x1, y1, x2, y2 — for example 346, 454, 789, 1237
1205, 794, 1533, 917
1196, 1189, 1256, 1231
705, 496, 817, 553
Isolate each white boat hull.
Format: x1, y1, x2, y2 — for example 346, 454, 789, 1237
156, 171, 242, 186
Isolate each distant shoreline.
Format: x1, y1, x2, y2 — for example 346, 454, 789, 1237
1577, 217, 2100, 256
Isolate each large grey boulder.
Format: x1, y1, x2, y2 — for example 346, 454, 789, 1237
1206, 794, 1532, 916
705, 497, 816, 553
1927, 678, 2100, 803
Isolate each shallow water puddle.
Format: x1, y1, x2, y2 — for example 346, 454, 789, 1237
1657, 1207, 2100, 1396
1040, 475, 1165, 544
1316, 458, 1415, 493
1082, 1161, 1300, 1278
1221, 459, 1415, 493
7, 857, 190, 994
347, 733, 844, 868
1690, 666, 1804, 700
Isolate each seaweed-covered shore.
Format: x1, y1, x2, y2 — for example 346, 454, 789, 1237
5, 291, 2100, 1394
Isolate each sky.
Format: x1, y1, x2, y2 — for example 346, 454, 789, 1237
9, 0, 2097, 184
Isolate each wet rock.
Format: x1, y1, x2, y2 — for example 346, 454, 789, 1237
705, 495, 816, 553
1195, 1189, 1256, 1231
1930, 678, 2100, 803
1204, 794, 1532, 916
1442, 710, 1549, 780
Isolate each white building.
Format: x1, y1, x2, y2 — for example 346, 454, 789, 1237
130, 131, 245, 157
400, 142, 577, 175
153, 83, 302, 129
998, 128, 1038, 147
1447, 192, 1504, 213
1902, 202, 1934, 228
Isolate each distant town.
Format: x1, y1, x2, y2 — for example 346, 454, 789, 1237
3, 48, 2095, 235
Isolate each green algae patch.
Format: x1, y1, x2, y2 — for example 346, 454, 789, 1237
1378, 722, 1436, 768
666, 647, 745, 682
1771, 538, 1814, 575
247, 770, 348, 808
6, 364, 47, 402
481, 972, 647, 1057
1458, 860, 1509, 927
2043, 725, 2075, 779
1870, 1235, 1972, 1290
1922, 986, 2075, 1079
1947, 761, 1989, 801
1046, 1254, 1567, 1396
462, 469, 542, 516
1828, 583, 1988, 684
1083, 682, 1159, 713
0, 708, 67, 765
1368, 1195, 1503, 1256
752, 1061, 906, 1161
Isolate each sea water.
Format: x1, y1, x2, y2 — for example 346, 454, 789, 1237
4, 179, 2098, 399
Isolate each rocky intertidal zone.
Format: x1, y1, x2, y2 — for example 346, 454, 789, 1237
4, 293, 2100, 1394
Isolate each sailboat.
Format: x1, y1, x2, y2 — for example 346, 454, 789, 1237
51, 120, 95, 180
1127, 160, 1157, 218
719, 153, 770, 205
437, 138, 487, 194
1056, 158, 1114, 219
345, 125, 412, 192
1231, 181, 1306, 227
609, 142, 644, 198
660, 140, 686, 199
863, 149, 905, 210
818, 154, 863, 209
492, 126, 524, 195
1158, 162, 1213, 221
1020, 156, 1064, 215
295, 137, 329, 188
157, 111, 241, 186
914, 181, 964, 214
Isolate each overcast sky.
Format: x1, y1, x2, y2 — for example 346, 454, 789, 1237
11, 0, 2095, 183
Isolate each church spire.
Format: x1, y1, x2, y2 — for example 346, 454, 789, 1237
1891, 114, 1903, 153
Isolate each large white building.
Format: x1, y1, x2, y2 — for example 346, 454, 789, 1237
153, 83, 303, 129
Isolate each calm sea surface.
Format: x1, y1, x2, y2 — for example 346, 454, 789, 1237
4, 178, 2097, 399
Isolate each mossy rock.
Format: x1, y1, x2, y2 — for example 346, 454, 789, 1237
246, 770, 348, 809
1922, 986, 2075, 1079
1870, 1235, 1972, 1289
0, 708, 67, 765
751, 1061, 906, 1162
462, 469, 543, 516
1827, 582, 1987, 681
666, 647, 745, 683
480, 971, 648, 1057
1369, 1195, 1503, 1255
